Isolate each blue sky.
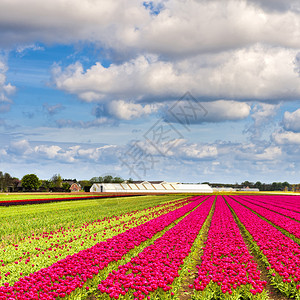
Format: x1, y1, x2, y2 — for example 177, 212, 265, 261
1, 0, 300, 183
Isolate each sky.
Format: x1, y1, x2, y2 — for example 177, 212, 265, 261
0, 0, 300, 183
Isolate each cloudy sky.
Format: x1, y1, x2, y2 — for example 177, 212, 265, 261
1, 0, 300, 183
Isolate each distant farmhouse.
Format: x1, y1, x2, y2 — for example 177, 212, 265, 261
213, 187, 236, 192
238, 186, 260, 192
90, 181, 213, 193
70, 183, 81, 192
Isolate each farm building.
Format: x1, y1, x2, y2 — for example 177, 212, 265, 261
239, 187, 260, 191
90, 181, 213, 193
213, 187, 237, 192
70, 183, 81, 192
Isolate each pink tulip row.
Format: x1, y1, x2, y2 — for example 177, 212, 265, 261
0, 196, 206, 299
229, 196, 300, 240
0, 197, 200, 288
193, 196, 266, 298
98, 196, 214, 300
226, 196, 300, 298
239, 195, 300, 221
248, 195, 300, 213
17, 195, 194, 246
0, 195, 196, 271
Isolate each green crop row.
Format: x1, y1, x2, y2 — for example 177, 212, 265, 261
0, 195, 184, 244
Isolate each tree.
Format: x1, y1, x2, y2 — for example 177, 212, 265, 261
254, 181, 262, 190
90, 176, 103, 183
103, 175, 113, 183
0, 172, 17, 192
112, 176, 123, 183
271, 182, 283, 191
11, 177, 20, 192
282, 181, 290, 190
50, 174, 62, 188
39, 180, 51, 192
78, 180, 91, 189
0, 171, 3, 191
21, 174, 40, 191
62, 182, 71, 192
241, 181, 254, 188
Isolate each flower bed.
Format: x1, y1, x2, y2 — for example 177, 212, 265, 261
230, 196, 300, 240
0, 196, 205, 299
226, 196, 300, 299
192, 196, 267, 299
98, 197, 214, 300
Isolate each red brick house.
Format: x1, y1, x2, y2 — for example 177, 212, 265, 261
70, 183, 81, 192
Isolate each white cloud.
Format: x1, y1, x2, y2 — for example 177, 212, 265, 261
126, 138, 218, 160
178, 144, 218, 159
52, 56, 176, 102
204, 101, 250, 121
0, 58, 15, 111
135, 0, 300, 56
56, 117, 115, 128
53, 46, 300, 105
1, 0, 300, 56
247, 0, 300, 12
246, 102, 280, 140
77, 145, 118, 161
107, 100, 161, 120
9, 139, 33, 156
0, 0, 140, 48
283, 109, 300, 132
251, 103, 280, 125
16, 44, 44, 56
166, 100, 250, 124
272, 130, 300, 144
5, 140, 120, 164
43, 103, 65, 116
0, 148, 7, 156
254, 146, 282, 160
235, 143, 282, 161
1, 137, 298, 182
34, 145, 62, 159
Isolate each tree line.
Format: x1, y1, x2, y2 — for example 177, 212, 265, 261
0, 172, 20, 192
0, 171, 129, 192
0, 170, 298, 192
205, 181, 299, 192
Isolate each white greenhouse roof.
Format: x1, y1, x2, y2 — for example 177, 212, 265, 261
90, 181, 213, 193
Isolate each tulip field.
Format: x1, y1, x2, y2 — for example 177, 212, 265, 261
0, 194, 299, 299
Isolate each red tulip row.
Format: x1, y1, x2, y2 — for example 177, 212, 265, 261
226, 196, 300, 299
193, 196, 267, 299
0, 196, 206, 299
238, 195, 300, 222
229, 196, 300, 240
97, 196, 214, 300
